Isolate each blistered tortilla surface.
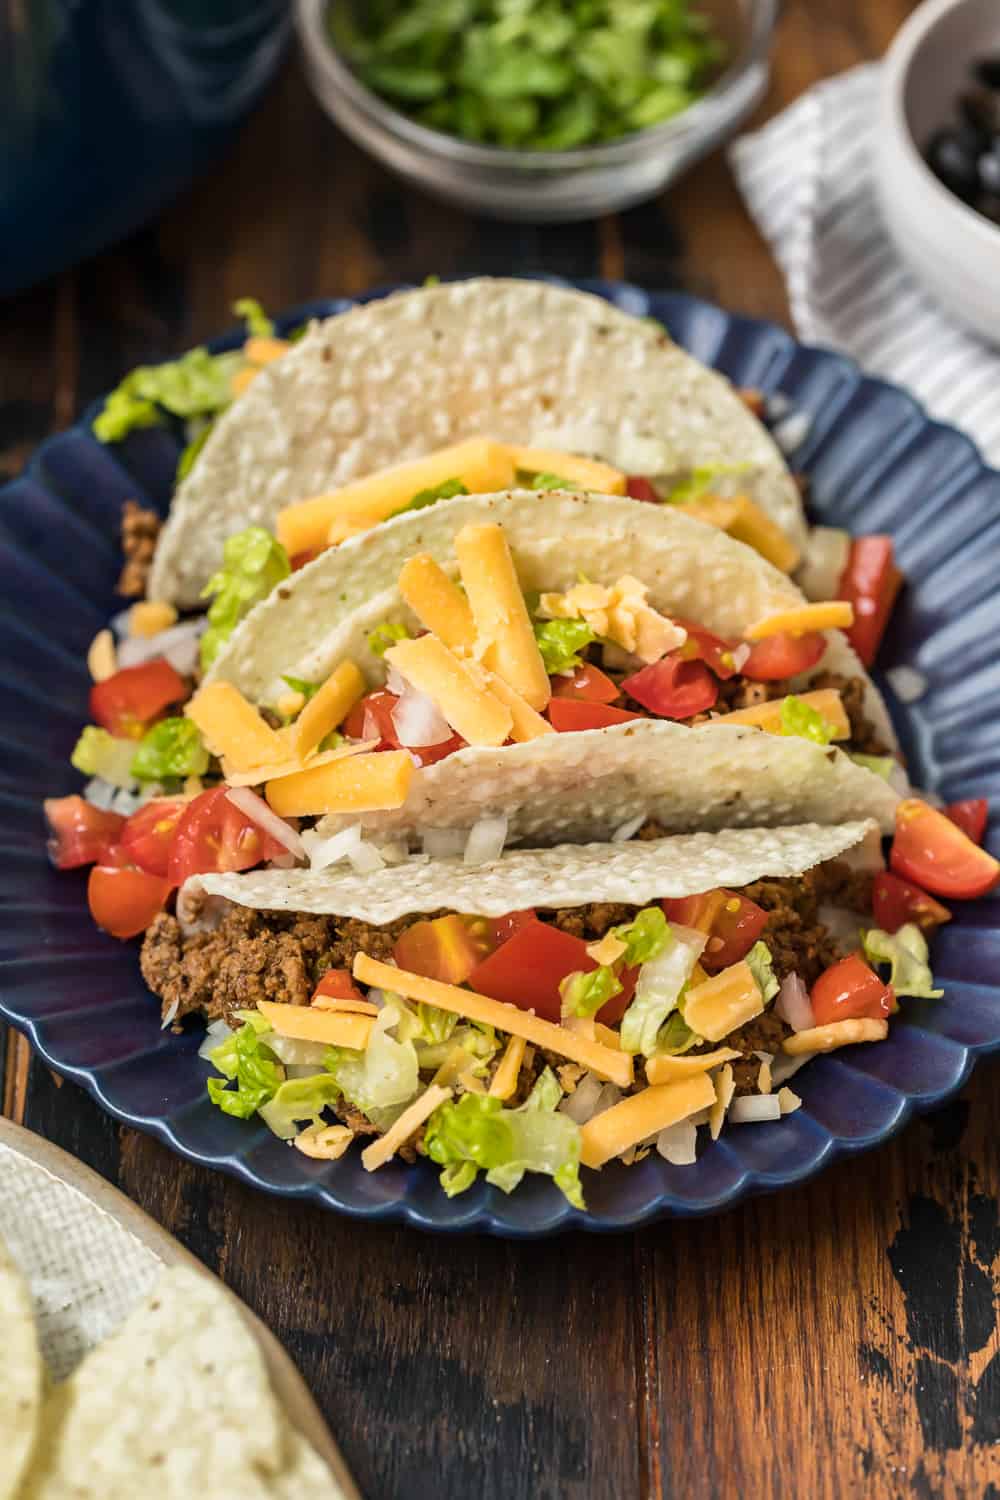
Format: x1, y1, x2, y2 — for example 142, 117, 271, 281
0, 1236, 43, 1500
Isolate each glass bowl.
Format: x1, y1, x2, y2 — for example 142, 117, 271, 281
295, 0, 777, 221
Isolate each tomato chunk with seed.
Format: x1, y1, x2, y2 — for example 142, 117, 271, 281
626, 476, 659, 502
945, 799, 988, 846
621, 654, 718, 719
701, 892, 769, 971
120, 799, 187, 879
90, 659, 187, 739
547, 699, 644, 733
491, 909, 536, 946
312, 969, 365, 1004
344, 689, 464, 765
673, 619, 742, 680
167, 787, 288, 885
872, 872, 951, 934
890, 798, 1000, 900
44, 796, 125, 869
550, 664, 620, 703
88, 865, 171, 939
837, 535, 903, 668
741, 631, 827, 681
811, 954, 894, 1026
468, 920, 596, 1024
394, 914, 494, 985
661, 890, 728, 935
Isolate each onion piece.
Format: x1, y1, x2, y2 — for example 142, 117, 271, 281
773, 973, 815, 1032
117, 617, 206, 675
729, 642, 751, 672
160, 998, 180, 1030
83, 777, 117, 812
302, 823, 362, 871
656, 1119, 698, 1166
347, 840, 386, 875
463, 813, 508, 867
612, 813, 646, 844
728, 1095, 782, 1124
559, 1072, 604, 1124
886, 665, 926, 704
773, 410, 812, 454
197, 1017, 232, 1060
225, 786, 305, 860
384, 663, 408, 697
422, 828, 467, 858
391, 681, 450, 748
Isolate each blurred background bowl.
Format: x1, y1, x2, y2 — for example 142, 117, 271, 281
876, 0, 1000, 345
297, 0, 777, 222
0, 0, 290, 300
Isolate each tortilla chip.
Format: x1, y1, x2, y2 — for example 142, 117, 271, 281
0, 1237, 43, 1500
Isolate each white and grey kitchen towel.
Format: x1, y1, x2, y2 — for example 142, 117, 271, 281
729, 63, 1000, 468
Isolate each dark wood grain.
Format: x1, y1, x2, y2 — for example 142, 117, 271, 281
6, 3, 1000, 1498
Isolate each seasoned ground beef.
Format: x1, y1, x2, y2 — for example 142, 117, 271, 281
810, 670, 888, 756
117, 500, 161, 597
740, 875, 841, 990
547, 902, 637, 939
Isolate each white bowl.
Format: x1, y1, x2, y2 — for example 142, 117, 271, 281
876, 0, 1000, 345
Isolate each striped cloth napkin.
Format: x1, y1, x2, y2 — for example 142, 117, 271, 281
729, 64, 1000, 468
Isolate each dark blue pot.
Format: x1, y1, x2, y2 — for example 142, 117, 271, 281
0, 0, 290, 298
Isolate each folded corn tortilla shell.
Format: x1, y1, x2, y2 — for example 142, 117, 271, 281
191, 821, 877, 923
0, 1237, 42, 1500
206, 488, 895, 754
18, 1265, 341, 1499
149, 277, 806, 607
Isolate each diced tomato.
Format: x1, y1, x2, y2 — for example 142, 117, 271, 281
673, 618, 742, 680
547, 699, 645, 733
343, 689, 464, 766
701, 892, 769, 972
491, 909, 536, 946
291, 549, 322, 571
661, 890, 728, 935
739, 388, 766, 418
87, 865, 171, 939
945, 798, 989, 846
890, 798, 1000, 900
469, 920, 596, 1024
312, 969, 365, 1004
119, 799, 187, 879
741, 631, 827, 681
550, 664, 620, 704
626, 475, 659, 502
44, 796, 125, 870
89, 659, 187, 740
872, 872, 951, 935
621, 654, 718, 719
811, 954, 894, 1026
166, 787, 289, 885
394, 913, 494, 986
837, 535, 903, 668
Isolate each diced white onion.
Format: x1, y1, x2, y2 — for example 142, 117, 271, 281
463, 813, 508, 867
728, 1094, 782, 1124
766, 392, 792, 420
559, 1071, 604, 1124
384, 663, 408, 696
774, 973, 815, 1033
594, 1083, 623, 1117
347, 839, 386, 875
797, 527, 851, 603
770, 1051, 815, 1087
267, 852, 299, 870
656, 1119, 698, 1166
160, 998, 180, 1030
422, 828, 467, 858
886, 665, 927, 704
730, 642, 751, 672
391, 681, 450, 748
197, 1017, 233, 1060
773, 410, 812, 454
117, 618, 206, 675
225, 786, 306, 861
372, 838, 411, 865
83, 777, 117, 812
109, 607, 133, 639
612, 813, 646, 844
302, 823, 361, 871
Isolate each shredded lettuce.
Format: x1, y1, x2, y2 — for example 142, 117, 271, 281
863, 923, 943, 1000
780, 694, 836, 745
392, 476, 468, 518
258, 1074, 343, 1140
850, 752, 896, 780
176, 422, 213, 481
323, 1004, 420, 1130
93, 346, 243, 443
746, 941, 779, 1002
533, 617, 596, 674
206, 1022, 284, 1119
281, 674, 321, 702
71, 727, 140, 787
368, 621, 411, 657
559, 965, 622, 1019
620, 925, 702, 1056
661, 463, 750, 505
393, 997, 459, 1047
130, 717, 208, 782
200, 525, 291, 669
424, 1068, 584, 1207
612, 906, 671, 966
655, 1009, 700, 1055
524, 470, 573, 491
234, 296, 274, 338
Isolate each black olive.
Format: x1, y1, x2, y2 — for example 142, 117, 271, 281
960, 87, 1000, 138
925, 128, 980, 201
973, 56, 1000, 92
978, 149, 1000, 197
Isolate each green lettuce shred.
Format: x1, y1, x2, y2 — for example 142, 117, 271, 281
533, 617, 596, 674
93, 346, 244, 444
258, 1075, 344, 1140
661, 463, 751, 505
525, 470, 573, 491
611, 906, 671, 966
322, 1004, 420, 1131
620, 924, 703, 1057
176, 422, 213, 481
863, 923, 943, 1000
850, 753, 896, 780
393, 476, 469, 518
234, 297, 275, 339
655, 1010, 701, 1056
280, 673, 321, 702
200, 526, 291, 669
559, 965, 622, 1019
745, 941, 779, 1002
71, 727, 140, 788
207, 1023, 284, 1120
130, 717, 209, 782
780, 694, 836, 746
368, 621, 411, 657
424, 1068, 585, 1208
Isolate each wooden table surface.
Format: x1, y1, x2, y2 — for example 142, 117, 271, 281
4, 4, 999, 1497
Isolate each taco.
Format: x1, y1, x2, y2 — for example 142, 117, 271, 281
147, 818, 944, 1204
185, 490, 902, 847
144, 279, 808, 607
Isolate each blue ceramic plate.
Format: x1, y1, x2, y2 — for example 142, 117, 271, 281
2, 280, 998, 1237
